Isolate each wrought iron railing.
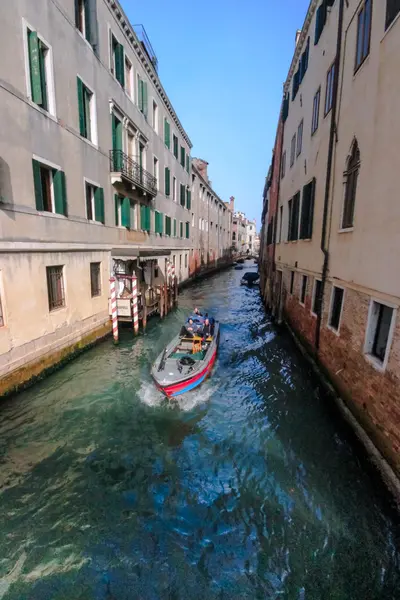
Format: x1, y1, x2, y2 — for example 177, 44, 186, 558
109, 150, 157, 197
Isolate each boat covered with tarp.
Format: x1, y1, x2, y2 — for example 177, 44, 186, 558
240, 271, 260, 286
151, 320, 220, 398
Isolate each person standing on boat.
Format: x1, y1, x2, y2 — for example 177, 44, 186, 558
193, 307, 203, 317
201, 318, 212, 339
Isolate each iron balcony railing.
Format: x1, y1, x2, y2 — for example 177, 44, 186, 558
110, 150, 157, 197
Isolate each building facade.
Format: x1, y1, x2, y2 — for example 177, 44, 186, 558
0, 0, 232, 395
260, 0, 400, 475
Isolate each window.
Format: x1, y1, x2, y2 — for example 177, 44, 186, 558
164, 118, 171, 149
110, 33, 124, 87
180, 184, 185, 207
300, 178, 316, 239
292, 69, 300, 101
137, 77, 148, 117
125, 57, 133, 98
312, 88, 321, 134
314, 1, 329, 45
179, 221, 183, 238
165, 167, 170, 197
85, 181, 105, 223
290, 271, 295, 294
281, 151, 286, 179
155, 210, 164, 235
312, 279, 322, 316
186, 154, 190, 173
77, 77, 96, 143
46, 266, 65, 311
290, 134, 296, 167
342, 141, 360, 229
173, 134, 178, 159
329, 286, 344, 330
152, 101, 158, 132
278, 206, 283, 242
139, 204, 151, 232
365, 301, 395, 366
185, 222, 190, 239
90, 262, 101, 297
325, 62, 335, 115
173, 176, 177, 202
386, 0, 400, 29
287, 199, 292, 241
296, 120, 303, 157
356, 0, 372, 71
173, 218, 177, 237
180, 146, 185, 168
153, 156, 159, 189
26, 28, 55, 114
289, 192, 300, 241
185, 254, 188, 268
32, 159, 67, 215
115, 195, 132, 228
186, 189, 191, 210
75, 0, 97, 48
300, 275, 307, 305
165, 215, 172, 236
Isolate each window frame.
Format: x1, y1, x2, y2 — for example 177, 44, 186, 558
32, 154, 63, 214
153, 155, 159, 190
311, 87, 321, 135
355, 0, 372, 72
325, 62, 335, 116
77, 74, 98, 145
328, 285, 345, 333
311, 278, 323, 318
46, 265, 66, 311
152, 100, 158, 133
290, 133, 296, 167
90, 262, 102, 297
385, 0, 400, 30
84, 177, 103, 223
23, 20, 57, 117
281, 151, 286, 179
300, 274, 308, 306
124, 55, 134, 100
341, 141, 360, 231
296, 120, 304, 157
364, 298, 397, 371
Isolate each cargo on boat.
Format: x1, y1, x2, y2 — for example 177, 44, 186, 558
151, 321, 220, 398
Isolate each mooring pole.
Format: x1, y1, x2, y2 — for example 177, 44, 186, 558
132, 276, 139, 336
110, 277, 119, 344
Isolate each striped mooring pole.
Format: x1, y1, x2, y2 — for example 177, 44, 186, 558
132, 276, 139, 335
110, 277, 119, 344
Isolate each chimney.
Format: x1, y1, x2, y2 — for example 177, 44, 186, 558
192, 158, 209, 182
295, 29, 301, 48
229, 196, 235, 212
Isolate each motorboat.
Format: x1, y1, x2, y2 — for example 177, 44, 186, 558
236, 258, 245, 264
234, 265, 244, 270
240, 272, 260, 286
151, 321, 220, 398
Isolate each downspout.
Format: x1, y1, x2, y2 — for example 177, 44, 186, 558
315, 0, 345, 350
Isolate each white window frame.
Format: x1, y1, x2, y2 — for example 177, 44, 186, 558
191, 213, 194, 227
311, 278, 322, 318
153, 155, 159, 190
115, 195, 123, 228
363, 298, 397, 372
327, 284, 345, 334
22, 19, 57, 118
299, 274, 308, 307
172, 176, 177, 202
109, 26, 122, 78
152, 100, 159, 133
77, 73, 98, 146
124, 55, 134, 101
32, 154, 62, 214
83, 177, 102, 223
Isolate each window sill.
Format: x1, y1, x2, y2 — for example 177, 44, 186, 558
300, 238, 312, 242
88, 219, 104, 225
27, 100, 57, 123
80, 136, 99, 150
49, 305, 67, 315
354, 54, 370, 78
338, 227, 354, 234
382, 11, 400, 42
364, 352, 386, 373
327, 324, 341, 337
299, 301, 305, 308
77, 29, 95, 53
37, 211, 67, 219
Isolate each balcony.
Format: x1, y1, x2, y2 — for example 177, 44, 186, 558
133, 25, 158, 72
110, 150, 157, 198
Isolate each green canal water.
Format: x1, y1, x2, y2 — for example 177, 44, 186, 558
0, 267, 399, 599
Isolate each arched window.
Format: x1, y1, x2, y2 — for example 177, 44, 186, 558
342, 140, 360, 229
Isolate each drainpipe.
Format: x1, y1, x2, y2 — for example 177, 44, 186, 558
316, 0, 345, 350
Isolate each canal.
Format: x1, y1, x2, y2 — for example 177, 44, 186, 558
0, 266, 399, 599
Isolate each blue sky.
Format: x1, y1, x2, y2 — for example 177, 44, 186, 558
122, 0, 310, 229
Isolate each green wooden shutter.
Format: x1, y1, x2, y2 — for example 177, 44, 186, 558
159, 211, 163, 235
74, 0, 80, 27
118, 44, 125, 87
186, 154, 189, 173
77, 77, 85, 136
138, 79, 143, 111
165, 216, 171, 236
180, 184, 185, 206
173, 135, 178, 158
180, 221, 183, 238
180, 146, 185, 167
164, 119, 170, 148
121, 197, 130, 228
140, 204, 145, 230
186, 222, 189, 239
173, 218, 177, 237
165, 167, 170, 196
84, 0, 91, 41
112, 115, 123, 170
94, 187, 105, 224
155, 211, 159, 233
28, 30, 43, 105
142, 81, 148, 117
142, 205, 150, 232
32, 159, 43, 210
186, 189, 191, 210
53, 170, 67, 216
115, 194, 120, 225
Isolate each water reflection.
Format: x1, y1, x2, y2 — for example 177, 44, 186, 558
0, 267, 399, 599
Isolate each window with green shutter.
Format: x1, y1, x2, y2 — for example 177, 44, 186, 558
180, 184, 185, 207
165, 215, 171, 236
85, 181, 104, 223
173, 134, 178, 159
94, 186, 105, 224
173, 218, 177, 237
77, 77, 94, 141
186, 189, 191, 210
185, 221, 190, 239
27, 29, 50, 112
180, 221, 183, 238
155, 210, 164, 235
121, 197, 131, 228
32, 159, 67, 216
138, 78, 148, 117
75, 0, 98, 51
111, 33, 125, 87
186, 154, 190, 173
164, 119, 170, 149
180, 146, 185, 167
165, 167, 170, 196
141, 204, 151, 232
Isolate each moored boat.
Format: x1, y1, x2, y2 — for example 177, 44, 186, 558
151, 322, 220, 398
240, 271, 260, 286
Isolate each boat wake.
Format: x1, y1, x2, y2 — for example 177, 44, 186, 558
139, 378, 216, 412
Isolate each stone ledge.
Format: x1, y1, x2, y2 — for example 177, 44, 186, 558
0, 321, 112, 399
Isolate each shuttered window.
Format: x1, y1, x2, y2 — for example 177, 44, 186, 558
75, 0, 98, 51
282, 93, 290, 122
140, 204, 151, 232
185, 222, 190, 239
165, 167, 171, 196
180, 184, 186, 206
179, 221, 183, 238
138, 77, 148, 117
186, 154, 190, 173
289, 192, 300, 241
186, 189, 191, 210
77, 77, 95, 141
386, 0, 400, 29
173, 134, 178, 159
27, 29, 49, 112
155, 210, 164, 235
164, 119, 171, 149
47, 266, 65, 311
90, 262, 101, 297
111, 34, 125, 86
173, 218, 177, 237
314, 2, 327, 45
355, 0, 372, 71
300, 178, 316, 239
32, 159, 67, 216
180, 146, 185, 168
85, 182, 104, 223
165, 215, 172, 236
121, 197, 131, 228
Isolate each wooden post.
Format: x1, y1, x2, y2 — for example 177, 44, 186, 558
142, 292, 148, 330
159, 285, 164, 318
132, 276, 139, 335
110, 277, 119, 344
172, 264, 178, 306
